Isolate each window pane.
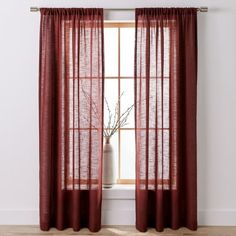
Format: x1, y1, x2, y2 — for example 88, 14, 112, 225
104, 28, 118, 76
148, 78, 169, 129
155, 129, 170, 180
120, 28, 135, 76
163, 27, 170, 77
120, 79, 134, 128
104, 79, 118, 126
150, 27, 170, 78
120, 130, 135, 179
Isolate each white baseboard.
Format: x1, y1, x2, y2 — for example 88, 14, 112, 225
1, 209, 236, 226
198, 209, 236, 226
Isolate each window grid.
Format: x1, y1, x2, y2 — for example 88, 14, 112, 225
67, 22, 171, 185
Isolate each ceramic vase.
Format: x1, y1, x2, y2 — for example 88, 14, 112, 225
102, 137, 115, 188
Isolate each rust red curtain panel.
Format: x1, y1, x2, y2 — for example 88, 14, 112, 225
135, 8, 198, 231
39, 8, 104, 232
39, 6, 198, 232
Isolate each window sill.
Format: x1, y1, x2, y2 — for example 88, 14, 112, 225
102, 184, 135, 200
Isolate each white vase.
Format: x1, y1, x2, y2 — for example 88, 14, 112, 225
102, 137, 115, 188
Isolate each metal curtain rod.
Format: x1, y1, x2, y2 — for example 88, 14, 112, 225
30, 6, 208, 13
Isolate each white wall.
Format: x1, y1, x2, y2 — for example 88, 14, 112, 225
0, 0, 236, 226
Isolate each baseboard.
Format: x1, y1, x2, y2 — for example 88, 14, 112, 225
198, 209, 236, 226
1, 209, 236, 226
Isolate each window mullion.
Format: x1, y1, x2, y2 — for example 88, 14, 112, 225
118, 27, 121, 182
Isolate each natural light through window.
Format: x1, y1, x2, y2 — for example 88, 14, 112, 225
66, 22, 171, 187
104, 23, 135, 184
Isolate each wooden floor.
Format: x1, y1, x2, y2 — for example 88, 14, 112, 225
0, 226, 236, 236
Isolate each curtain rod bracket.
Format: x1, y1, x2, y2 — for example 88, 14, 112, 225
30, 6, 208, 13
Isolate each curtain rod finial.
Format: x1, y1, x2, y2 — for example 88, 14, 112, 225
199, 7, 208, 12
30, 7, 39, 12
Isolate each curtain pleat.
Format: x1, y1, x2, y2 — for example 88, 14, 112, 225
39, 8, 104, 232
135, 8, 198, 232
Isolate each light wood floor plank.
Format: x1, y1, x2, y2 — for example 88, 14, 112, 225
0, 226, 236, 236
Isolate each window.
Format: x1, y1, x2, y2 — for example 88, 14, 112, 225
66, 21, 171, 186
104, 22, 135, 184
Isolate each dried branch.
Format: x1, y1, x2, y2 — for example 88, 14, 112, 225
81, 86, 101, 122
106, 92, 125, 137
110, 104, 134, 137
104, 97, 113, 135
81, 84, 134, 139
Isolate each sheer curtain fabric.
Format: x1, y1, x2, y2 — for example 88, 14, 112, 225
39, 8, 104, 232
135, 8, 198, 232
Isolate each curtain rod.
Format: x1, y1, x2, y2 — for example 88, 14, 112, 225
30, 6, 208, 13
